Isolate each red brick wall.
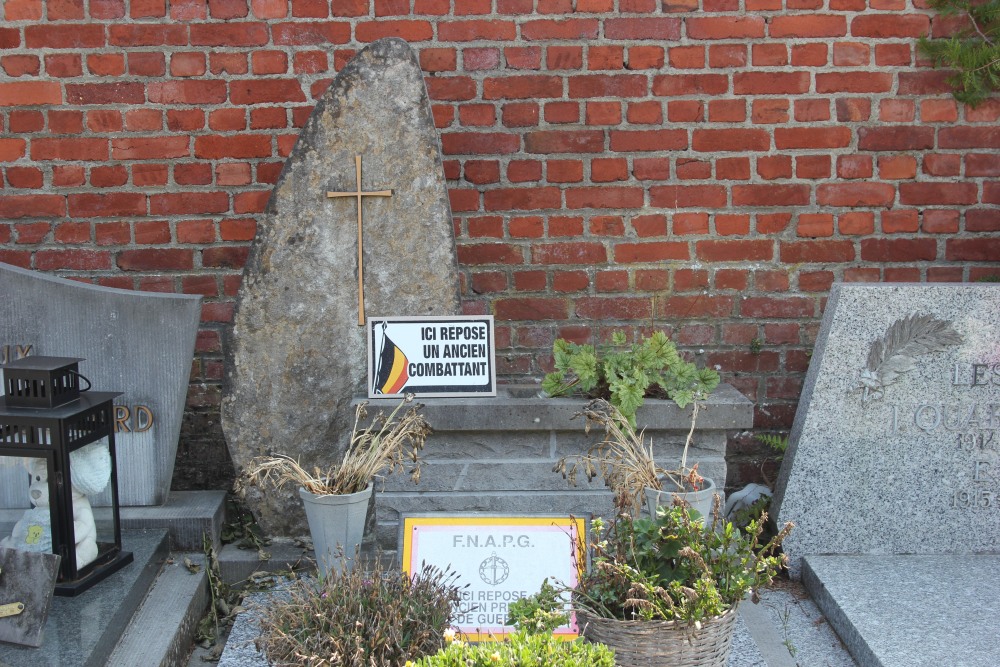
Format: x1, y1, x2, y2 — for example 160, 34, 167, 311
1, 0, 997, 488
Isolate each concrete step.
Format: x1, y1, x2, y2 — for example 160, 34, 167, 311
107, 553, 209, 667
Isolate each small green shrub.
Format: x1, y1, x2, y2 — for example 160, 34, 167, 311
506, 579, 570, 634
411, 629, 615, 667
542, 331, 720, 426
254, 559, 463, 667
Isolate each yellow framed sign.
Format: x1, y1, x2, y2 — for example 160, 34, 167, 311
400, 514, 588, 641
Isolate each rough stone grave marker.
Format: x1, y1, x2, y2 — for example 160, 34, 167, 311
0, 263, 202, 507
773, 283, 1000, 666
222, 38, 461, 535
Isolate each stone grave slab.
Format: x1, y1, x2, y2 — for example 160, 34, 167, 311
802, 554, 1000, 667
222, 38, 460, 535
773, 283, 999, 571
0, 263, 202, 507
0, 547, 60, 648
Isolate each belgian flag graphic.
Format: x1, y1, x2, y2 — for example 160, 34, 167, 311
373, 324, 409, 395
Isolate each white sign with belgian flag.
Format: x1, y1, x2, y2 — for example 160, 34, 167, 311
366, 316, 496, 398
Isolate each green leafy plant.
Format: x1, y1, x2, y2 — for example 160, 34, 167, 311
541, 331, 720, 427
918, 0, 1000, 107
236, 394, 431, 497
572, 502, 792, 625
255, 558, 464, 667
554, 399, 707, 514
411, 628, 615, 667
754, 432, 789, 454
506, 579, 570, 635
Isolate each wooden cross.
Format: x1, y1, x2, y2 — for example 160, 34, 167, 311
326, 154, 392, 326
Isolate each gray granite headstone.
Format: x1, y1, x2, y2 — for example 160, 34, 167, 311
0, 263, 202, 507
222, 38, 460, 535
773, 283, 1000, 572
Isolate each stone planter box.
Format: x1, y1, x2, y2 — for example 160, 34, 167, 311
359, 384, 753, 550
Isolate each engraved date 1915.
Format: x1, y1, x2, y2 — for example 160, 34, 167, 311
951, 489, 993, 509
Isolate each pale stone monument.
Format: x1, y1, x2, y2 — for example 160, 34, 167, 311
0, 263, 201, 507
222, 38, 461, 534
773, 282, 1000, 667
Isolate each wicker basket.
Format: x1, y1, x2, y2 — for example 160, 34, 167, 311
576, 605, 739, 667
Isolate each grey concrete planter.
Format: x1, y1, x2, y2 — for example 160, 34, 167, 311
358, 384, 752, 550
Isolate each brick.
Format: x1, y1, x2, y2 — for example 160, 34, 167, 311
627, 101, 662, 124
566, 186, 643, 209
0, 139, 27, 163
569, 74, 647, 98
861, 238, 937, 262
817, 72, 893, 93
858, 127, 934, 151
627, 46, 664, 69
547, 46, 583, 70
898, 182, 978, 206
740, 297, 814, 318
650, 185, 727, 208
591, 158, 628, 182
90, 165, 128, 187
110, 136, 189, 160
837, 155, 873, 179
46, 54, 84, 77
588, 45, 624, 70
797, 213, 834, 237
463, 160, 500, 184
653, 74, 728, 96
676, 159, 712, 180
799, 271, 835, 291
615, 241, 688, 262
734, 72, 809, 95
190, 23, 269, 46
48, 110, 83, 134
851, 14, 929, 38
833, 42, 870, 66
2, 55, 40, 78
693, 129, 769, 152
428, 79, 476, 103
967, 209, 1000, 232
194, 135, 272, 159
673, 212, 709, 235
533, 242, 606, 264
356, 20, 434, 41
769, 15, 846, 37
752, 99, 788, 124
967, 154, 1000, 176
878, 155, 917, 179
525, 130, 604, 154
220, 218, 258, 241
118, 249, 194, 271
732, 184, 810, 207
109, 25, 187, 46
716, 214, 750, 236
483, 187, 561, 211
881, 209, 919, 233
0, 195, 65, 219
26, 24, 105, 48
547, 160, 584, 183
709, 44, 747, 68
493, 298, 568, 321
610, 129, 687, 152
32, 138, 108, 161
697, 240, 772, 262
442, 132, 521, 155
922, 209, 959, 234
688, 16, 766, 39
5, 167, 43, 188
507, 159, 542, 181
774, 127, 851, 149
717, 158, 751, 180
947, 238, 1000, 261
577, 297, 653, 320
68, 193, 146, 217
0, 82, 62, 107
817, 183, 895, 207
484, 75, 561, 100
230, 79, 306, 104
440, 19, 516, 41
939, 127, 1000, 149
604, 17, 680, 39
662, 295, 735, 318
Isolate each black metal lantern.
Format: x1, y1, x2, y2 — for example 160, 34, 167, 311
0, 356, 133, 596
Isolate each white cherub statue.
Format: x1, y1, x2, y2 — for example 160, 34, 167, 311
1, 444, 110, 569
